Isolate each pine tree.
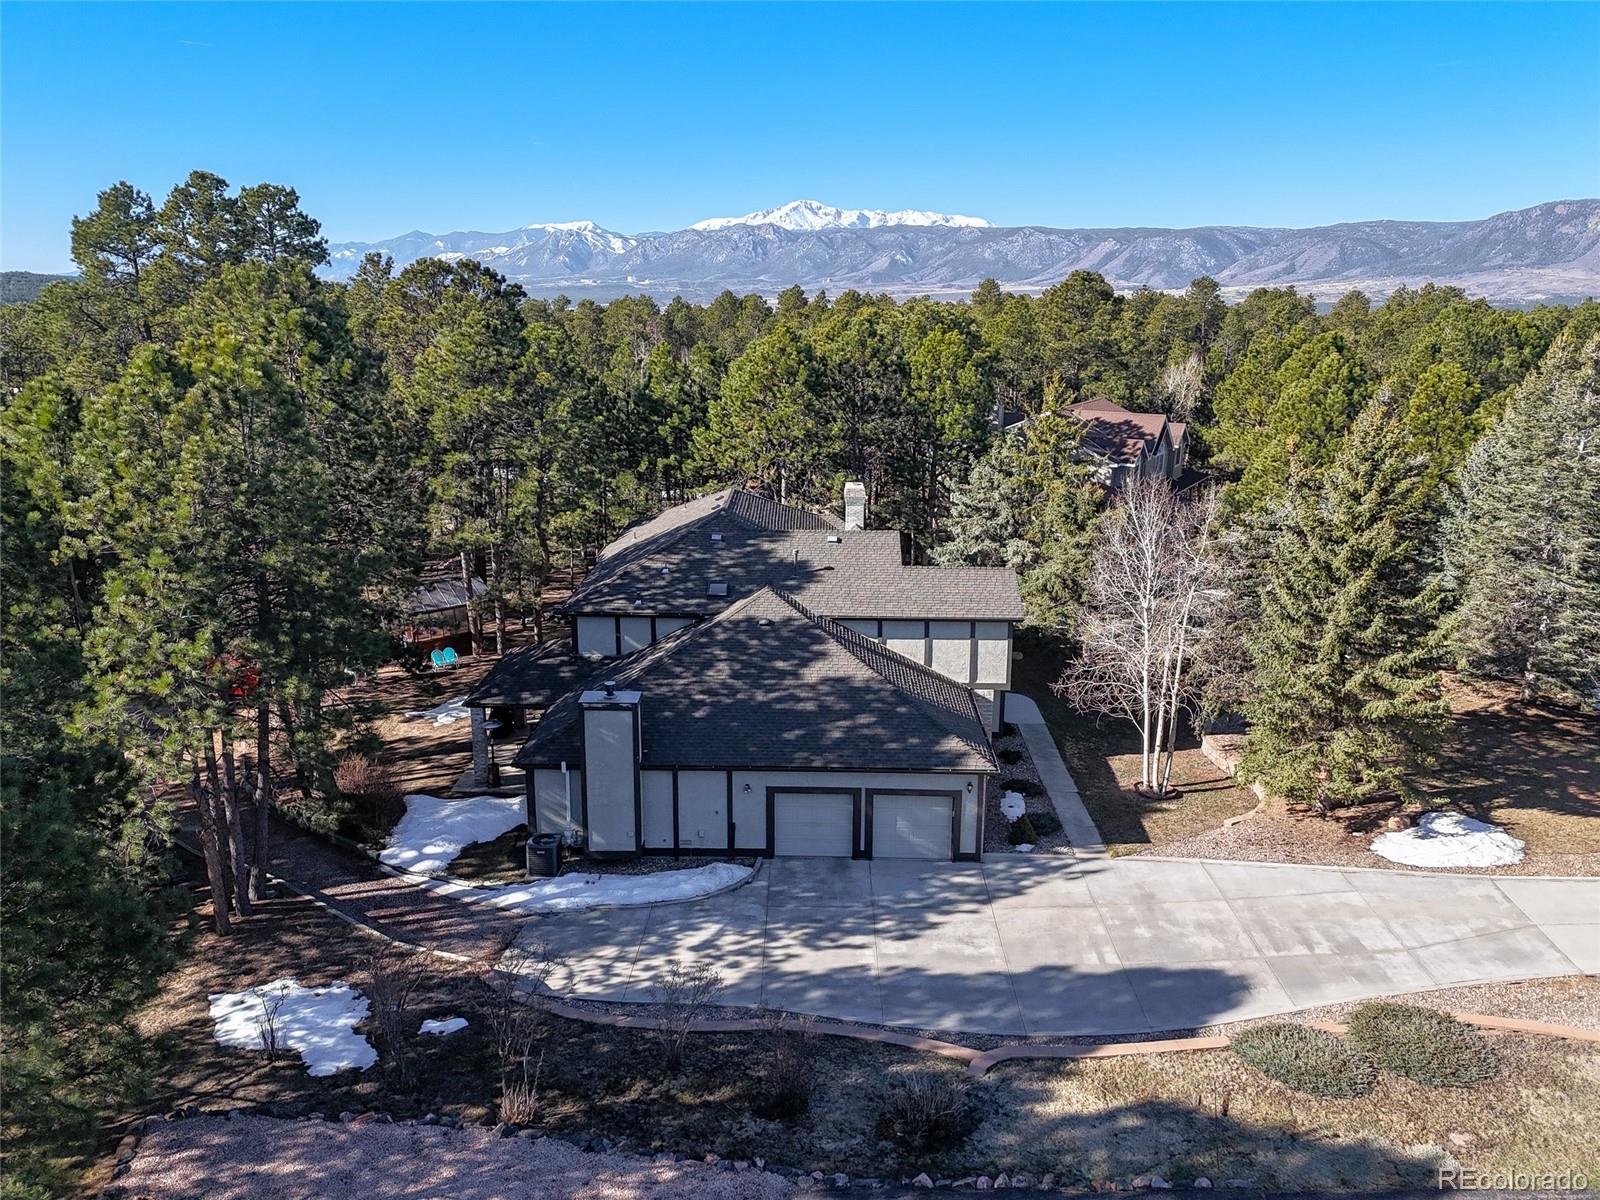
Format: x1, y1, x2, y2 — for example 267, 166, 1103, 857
1240, 398, 1451, 809
1447, 332, 1600, 705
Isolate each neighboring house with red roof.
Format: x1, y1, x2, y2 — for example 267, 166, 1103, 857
1060, 398, 1189, 488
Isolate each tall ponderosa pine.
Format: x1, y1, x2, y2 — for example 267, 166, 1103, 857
1240, 399, 1451, 809
1447, 332, 1600, 705
77, 261, 406, 927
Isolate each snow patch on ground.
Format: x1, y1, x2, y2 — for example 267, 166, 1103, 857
418, 1016, 468, 1036
1371, 811, 1526, 869
208, 979, 376, 1077
999, 791, 1027, 821
380, 793, 525, 874
404, 695, 470, 726
420, 862, 753, 915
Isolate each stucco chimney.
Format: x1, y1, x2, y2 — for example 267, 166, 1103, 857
843, 481, 867, 531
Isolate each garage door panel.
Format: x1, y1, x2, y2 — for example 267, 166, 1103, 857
872, 793, 953, 860
773, 792, 855, 857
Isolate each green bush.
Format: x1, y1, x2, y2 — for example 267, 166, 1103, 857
1029, 810, 1063, 838
1001, 777, 1037, 796
1345, 1002, 1499, 1087
1231, 1023, 1376, 1097
998, 748, 1023, 765
1007, 814, 1039, 845
876, 1070, 973, 1149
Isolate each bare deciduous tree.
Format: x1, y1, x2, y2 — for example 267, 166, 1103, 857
1055, 478, 1220, 796
1162, 350, 1205, 423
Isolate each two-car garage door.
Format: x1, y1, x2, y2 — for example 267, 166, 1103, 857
770, 789, 954, 859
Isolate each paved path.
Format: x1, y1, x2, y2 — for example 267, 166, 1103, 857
1007, 692, 1105, 856
519, 855, 1599, 1036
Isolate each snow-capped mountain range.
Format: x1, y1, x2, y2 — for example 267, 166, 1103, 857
323, 198, 1600, 307
688, 200, 991, 232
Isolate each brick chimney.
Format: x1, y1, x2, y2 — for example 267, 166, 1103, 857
843, 481, 867, 531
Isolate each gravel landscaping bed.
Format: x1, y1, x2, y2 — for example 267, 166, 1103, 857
111, 1114, 796, 1200
984, 726, 1072, 856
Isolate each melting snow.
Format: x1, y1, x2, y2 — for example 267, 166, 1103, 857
419, 862, 753, 915
379, 793, 525, 875
208, 979, 376, 1077
404, 695, 471, 726
418, 1016, 469, 1036
999, 791, 1027, 821
1370, 811, 1526, 869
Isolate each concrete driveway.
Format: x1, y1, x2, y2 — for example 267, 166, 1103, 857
520, 856, 1599, 1036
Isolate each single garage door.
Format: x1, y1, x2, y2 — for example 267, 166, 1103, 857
871, 793, 954, 859
773, 792, 855, 857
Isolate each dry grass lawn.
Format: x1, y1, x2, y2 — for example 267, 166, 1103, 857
1016, 646, 1600, 869
980, 1033, 1600, 1190
1011, 651, 1255, 855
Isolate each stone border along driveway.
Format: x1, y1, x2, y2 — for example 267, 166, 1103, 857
519, 854, 1600, 1037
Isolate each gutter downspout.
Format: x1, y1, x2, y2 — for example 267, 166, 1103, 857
560, 760, 572, 841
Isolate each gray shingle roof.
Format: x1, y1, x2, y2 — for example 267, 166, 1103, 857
463, 640, 599, 709
569, 491, 1023, 622
405, 574, 487, 616
516, 588, 996, 773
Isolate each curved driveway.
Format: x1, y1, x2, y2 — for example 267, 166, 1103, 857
519, 855, 1599, 1036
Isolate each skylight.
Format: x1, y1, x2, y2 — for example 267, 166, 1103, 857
707, 582, 729, 597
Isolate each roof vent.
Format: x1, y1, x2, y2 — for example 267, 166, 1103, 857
659, 566, 670, 574
709, 532, 724, 543
707, 582, 729, 597
757, 618, 772, 627
632, 598, 645, 608
827, 534, 842, 544
603, 679, 617, 697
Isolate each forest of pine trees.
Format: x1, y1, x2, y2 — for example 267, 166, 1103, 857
4, 171, 1598, 1192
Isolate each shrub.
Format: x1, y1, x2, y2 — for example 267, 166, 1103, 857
1345, 1002, 1498, 1087
999, 722, 1019, 737
1230, 1023, 1376, 1097
751, 1021, 814, 1119
1007, 815, 1039, 845
1029, 810, 1063, 838
876, 1070, 973, 1149
998, 748, 1023, 765
334, 753, 404, 842
1001, 777, 1037, 797
649, 961, 725, 1071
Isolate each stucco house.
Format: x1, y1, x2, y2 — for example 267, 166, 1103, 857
464, 484, 1024, 861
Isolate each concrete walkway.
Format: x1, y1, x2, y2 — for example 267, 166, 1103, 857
519, 855, 1599, 1037
1007, 692, 1106, 856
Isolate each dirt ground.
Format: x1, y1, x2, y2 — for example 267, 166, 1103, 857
1015, 651, 1600, 873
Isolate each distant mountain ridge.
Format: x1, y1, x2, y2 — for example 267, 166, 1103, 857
323, 199, 1600, 306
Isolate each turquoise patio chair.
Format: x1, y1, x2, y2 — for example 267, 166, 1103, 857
441, 646, 460, 666
430, 649, 447, 669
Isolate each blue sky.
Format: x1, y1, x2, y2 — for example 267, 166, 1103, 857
3, 2, 1597, 272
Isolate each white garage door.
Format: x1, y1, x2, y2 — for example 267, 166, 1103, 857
773, 792, 855, 857
872, 793, 953, 859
